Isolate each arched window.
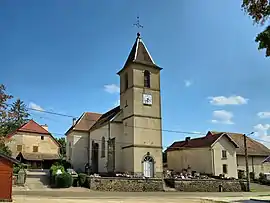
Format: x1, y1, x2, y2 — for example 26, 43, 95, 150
124, 73, 128, 90
142, 155, 154, 178
144, 70, 150, 88
101, 137, 105, 158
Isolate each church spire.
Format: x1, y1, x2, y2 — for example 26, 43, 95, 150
120, 32, 161, 71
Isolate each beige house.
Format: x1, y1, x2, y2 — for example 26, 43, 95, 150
5, 120, 60, 169
166, 132, 239, 178
66, 32, 163, 177
210, 131, 270, 178
167, 131, 270, 179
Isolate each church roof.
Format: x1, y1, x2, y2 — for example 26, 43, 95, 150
117, 33, 162, 75
90, 106, 121, 131
65, 112, 102, 135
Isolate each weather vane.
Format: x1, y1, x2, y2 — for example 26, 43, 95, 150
133, 16, 143, 32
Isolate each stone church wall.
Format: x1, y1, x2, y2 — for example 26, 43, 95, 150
88, 177, 163, 192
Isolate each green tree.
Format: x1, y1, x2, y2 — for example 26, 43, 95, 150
57, 137, 66, 157
10, 99, 30, 128
0, 84, 13, 156
242, 0, 270, 57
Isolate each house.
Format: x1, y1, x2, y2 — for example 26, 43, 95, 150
166, 132, 239, 178
0, 152, 20, 202
210, 131, 270, 178
5, 120, 61, 169
65, 112, 101, 171
66, 32, 163, 177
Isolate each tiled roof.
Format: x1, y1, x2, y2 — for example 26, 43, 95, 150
17, 152, 60, 161
6, 120, 60, 147
117, 33, 162, 75
65, 112, 102, 135
17, 120, 50, 135
90, 106, 121, 131
210, 131, 270, 157
166, 132, 238, 152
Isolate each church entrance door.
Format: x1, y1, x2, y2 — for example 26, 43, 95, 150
143, 156, 154, 178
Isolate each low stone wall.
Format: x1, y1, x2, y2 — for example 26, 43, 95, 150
174, 179, 246, 192
89, 177, 163, 192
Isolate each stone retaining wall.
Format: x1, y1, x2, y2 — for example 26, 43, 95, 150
88, 177, 163, 192
174, 179, 246, 192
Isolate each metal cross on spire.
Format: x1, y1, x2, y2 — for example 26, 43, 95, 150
133, 16, 143, 37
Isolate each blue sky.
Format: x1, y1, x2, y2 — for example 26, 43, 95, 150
1, 0, 270, 148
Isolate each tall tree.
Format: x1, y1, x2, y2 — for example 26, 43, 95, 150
0, 84, 13, 156
57, 137, 66, 158
242, 0, 270, 57
10, 99, 30, 128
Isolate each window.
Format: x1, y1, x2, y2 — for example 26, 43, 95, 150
222, 150, 227, 159
41, 136, 44, 140
222, 164, 228, 174
124, 73, 128, 90
33, 146, 38, 152
101, 137, 105, 158
17, 145, 22, 152
144, 70, 150, 88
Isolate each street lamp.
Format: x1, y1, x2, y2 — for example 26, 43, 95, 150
244, 132, 254, 192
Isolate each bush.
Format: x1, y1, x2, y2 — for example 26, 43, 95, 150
78, 173, 90, 188
50, 164, 65, 176
55, 172, 72, 188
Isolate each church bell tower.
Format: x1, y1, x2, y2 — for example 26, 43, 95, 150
117, 32, 163, 177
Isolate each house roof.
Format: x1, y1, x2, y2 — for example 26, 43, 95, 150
90, 106, 121, 131
17, 152, 60, 161
117, 33, 162, 75
210, 131, 270, 156
65, 112, 102, 135
166, 132, 238, 152
0, 152, 21, 164
6, 120, 61, 147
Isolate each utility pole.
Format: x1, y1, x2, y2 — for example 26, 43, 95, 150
244, 133, 250, 192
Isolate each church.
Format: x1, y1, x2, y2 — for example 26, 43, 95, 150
65, 32, 163, 178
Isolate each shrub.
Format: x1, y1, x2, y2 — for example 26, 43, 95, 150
50, 164, 65, 176
55, 172, 72, 188
78, 173, 90, 188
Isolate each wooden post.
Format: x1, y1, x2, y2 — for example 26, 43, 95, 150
244, 134, 250, 192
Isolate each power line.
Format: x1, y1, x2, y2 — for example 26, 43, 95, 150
5, 104, 270, 146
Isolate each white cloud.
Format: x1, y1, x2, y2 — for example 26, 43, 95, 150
29, 102, 44, 112
211, 110, 234, 125
257, 112, 270, 119
253, 124, 270, 147
184, 80, 192, 87
208, 96, 248, 106
104, 84, 120, 94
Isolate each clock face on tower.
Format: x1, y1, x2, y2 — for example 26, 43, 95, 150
143, 93, 152, 105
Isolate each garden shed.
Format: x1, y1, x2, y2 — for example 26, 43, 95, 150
0, 152, 20, 202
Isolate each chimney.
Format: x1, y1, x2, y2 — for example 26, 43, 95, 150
72, 118, 76, 126
185, 137, 191, 142
41, 124, 48, 131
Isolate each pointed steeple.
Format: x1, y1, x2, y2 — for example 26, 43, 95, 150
118, 33, 161, 74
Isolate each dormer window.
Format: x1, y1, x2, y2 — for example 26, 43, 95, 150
144, 70, 150, 88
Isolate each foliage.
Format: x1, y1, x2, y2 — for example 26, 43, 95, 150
56, 137, 66, 157
9, 99, 30, 128
55, 172, 72, 188
242, 0, 270, 57
78, 173, 89, 188
250, 171, 255, 180
0, 84, 30, 156
50, 164, 65, 176
13, 163, 27, 174
258, 172, 270, 185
